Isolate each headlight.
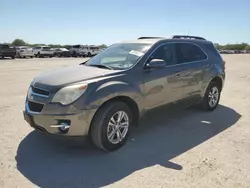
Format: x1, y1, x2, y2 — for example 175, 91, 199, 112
51, 83, 88, 105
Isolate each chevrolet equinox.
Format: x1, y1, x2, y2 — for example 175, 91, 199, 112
23, 35, 225, 151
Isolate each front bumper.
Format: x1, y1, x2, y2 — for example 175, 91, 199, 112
23, 104, 97, 136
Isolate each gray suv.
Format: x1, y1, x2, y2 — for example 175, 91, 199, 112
23, 35, 225, 151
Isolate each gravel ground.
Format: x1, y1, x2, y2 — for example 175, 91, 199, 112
0, 55, 250, 188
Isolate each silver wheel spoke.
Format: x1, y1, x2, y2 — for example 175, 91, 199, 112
108, 130, 116, 140
120, 122, 129, 128
110, 117, 116, 125
212, 99, 215, 106
116, 130, 122, 142
208, 86, 219, 107
108, 121, 115, 127
117, 111, 124, 123
107, 110, 129, 144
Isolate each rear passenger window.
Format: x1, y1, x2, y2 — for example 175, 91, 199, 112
204, 43, 222, 58
176, 43, 207, 64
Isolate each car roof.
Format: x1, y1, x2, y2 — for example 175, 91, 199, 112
119, 36, 213, 45
119, 38, 162, 44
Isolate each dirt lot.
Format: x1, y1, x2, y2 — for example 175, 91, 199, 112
0, 55, 250, 188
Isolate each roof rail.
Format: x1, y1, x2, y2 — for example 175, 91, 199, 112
138, 37, 166, 40
171, 35, 206, 40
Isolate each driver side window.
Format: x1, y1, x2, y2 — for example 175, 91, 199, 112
150, 44, 175, 66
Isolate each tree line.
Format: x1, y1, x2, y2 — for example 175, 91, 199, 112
2, 38, 250, 51
214, 43, 250, 51
3, 39, 108, 49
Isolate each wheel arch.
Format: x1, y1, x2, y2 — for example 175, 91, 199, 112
210, 76, 223, 91
88, 95, 140, 135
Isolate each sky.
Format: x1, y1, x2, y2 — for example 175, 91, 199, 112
1, 0, 250, 45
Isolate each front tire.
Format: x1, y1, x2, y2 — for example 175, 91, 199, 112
199, 82, 221, 111
90, 101, 132, 152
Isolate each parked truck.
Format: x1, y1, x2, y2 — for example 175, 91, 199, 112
0, 44, 16, 59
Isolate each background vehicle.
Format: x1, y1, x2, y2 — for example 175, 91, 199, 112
87, 45, 102, 56
14, 46, 34, 58
53, 48, 71, 57
68, 45, 87, 57
33, 46, 54, 58
69, 45, 102, 57
0, 44, 16, 59
24, 35, 225, 152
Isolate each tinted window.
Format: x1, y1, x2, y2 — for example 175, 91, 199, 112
204, 43, 222, 58
150, 44, 175, 66
0, 44, 9, 48
176, 43, 207, 64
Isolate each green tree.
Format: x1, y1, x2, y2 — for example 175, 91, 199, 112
214, 43, 222, 50
100, 44, 108, 48
245, 45, 250, 51
11, 39, 26, 46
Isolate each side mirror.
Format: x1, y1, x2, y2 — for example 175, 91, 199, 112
146, 59, 166, 69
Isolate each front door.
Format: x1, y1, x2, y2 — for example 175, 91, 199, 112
143, 43, 182, 109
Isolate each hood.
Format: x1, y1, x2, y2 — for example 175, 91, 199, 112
33, 64, 121, 86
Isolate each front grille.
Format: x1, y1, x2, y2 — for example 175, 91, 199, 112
31, 86, 49, 96
28, 101, 44, 112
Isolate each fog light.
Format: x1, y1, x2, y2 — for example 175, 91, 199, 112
50, 121, 71, 133
60, 122, 70, 131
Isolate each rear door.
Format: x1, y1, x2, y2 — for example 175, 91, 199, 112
143, 43, 183, 109
175, 43, 208, 99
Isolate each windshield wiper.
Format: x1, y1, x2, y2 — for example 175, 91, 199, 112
87, 64, 113, 70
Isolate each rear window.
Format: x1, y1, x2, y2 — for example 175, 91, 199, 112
204, 43, 222, 58
176, 43, 207, 64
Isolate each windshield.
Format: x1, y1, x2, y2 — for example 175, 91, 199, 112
85, 43, 151, 70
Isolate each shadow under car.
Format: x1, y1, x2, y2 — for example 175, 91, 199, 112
16, 104, 241, 188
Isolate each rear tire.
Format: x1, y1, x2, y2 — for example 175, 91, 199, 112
90, 101, 132, 152
199, 82, 221, 111
12, 56, 15, 59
